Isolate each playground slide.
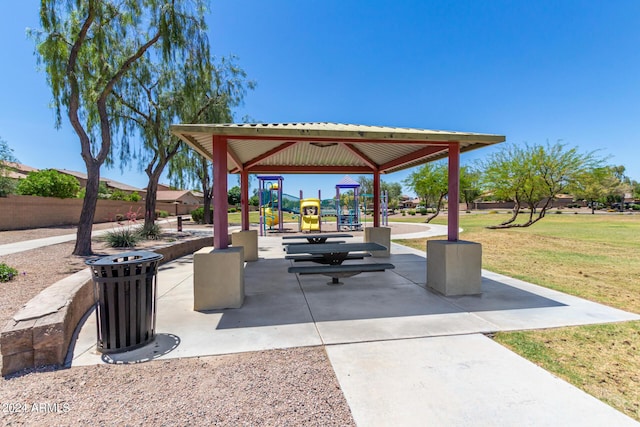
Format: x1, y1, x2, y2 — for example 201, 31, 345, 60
281, 193, 301, 214
300, 198, 321, 231
262, 207, 278, 227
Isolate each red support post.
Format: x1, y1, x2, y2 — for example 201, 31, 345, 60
241, 169, 249, 231
373, 171, 381, 227
447, 142, 460, 242
213, 135, 229, 249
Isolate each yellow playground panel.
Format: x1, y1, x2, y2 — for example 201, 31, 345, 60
300, 198, 321, 231
262, 206, 278, 227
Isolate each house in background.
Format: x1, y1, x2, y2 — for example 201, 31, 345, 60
54, 169, 146, 198
1, 162, 39, 181
399, 195, 421, 209
156, 190, 202, 206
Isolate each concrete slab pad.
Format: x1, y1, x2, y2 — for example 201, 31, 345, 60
326, 334, 639, 426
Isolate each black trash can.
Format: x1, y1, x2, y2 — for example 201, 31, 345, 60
86, 251, 164, 353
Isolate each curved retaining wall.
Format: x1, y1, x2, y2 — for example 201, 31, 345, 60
1, 236, 212, 376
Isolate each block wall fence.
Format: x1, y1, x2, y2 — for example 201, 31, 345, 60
0, 195, 196, 231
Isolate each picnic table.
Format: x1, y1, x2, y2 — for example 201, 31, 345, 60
285, 241, 395, 285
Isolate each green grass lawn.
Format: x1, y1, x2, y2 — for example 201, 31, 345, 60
392, 211, 640, 421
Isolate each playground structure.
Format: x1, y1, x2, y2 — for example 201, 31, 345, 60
362, 191, 389, 227
335, 176, 362, 231
258, 174, 389, 234
258, 175, 285, 235
300, 198, 321, 232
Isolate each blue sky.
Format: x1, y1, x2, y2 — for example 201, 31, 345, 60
1, 1, 639, 198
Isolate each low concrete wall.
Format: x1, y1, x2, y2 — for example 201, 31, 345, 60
0, 195, 196, 231
0, 236, 212, 376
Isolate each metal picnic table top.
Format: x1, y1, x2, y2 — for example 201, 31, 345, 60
284, 242, 386, 256
281, 233, 353, 244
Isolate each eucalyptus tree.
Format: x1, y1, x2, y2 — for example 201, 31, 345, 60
168, 56, 255, 224
31, 0, 209, 255
482, 142, 600, 228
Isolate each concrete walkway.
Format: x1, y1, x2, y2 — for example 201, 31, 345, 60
70, 229, 640, 426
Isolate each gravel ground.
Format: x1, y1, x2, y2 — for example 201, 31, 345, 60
0, 221, 427, 425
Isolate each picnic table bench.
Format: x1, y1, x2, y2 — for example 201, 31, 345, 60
285, 242, 394, 285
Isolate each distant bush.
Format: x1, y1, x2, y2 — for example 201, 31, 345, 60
228, 208, 237, 213
191, 207, 204, 223
0, 263, 19, 282
126, 192, 142, 202
17, 169, 80, 198
631, 204, 640, 211
555, 210, 563, 214
408, 209, 416, 216
419, 208, 428, 215
156, 210, 169, 218
109, 189, 128, 200
401, 211, 406, 216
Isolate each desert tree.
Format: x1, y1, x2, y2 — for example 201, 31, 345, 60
0, 137, 18, 197
403, 162, 449, 222
168, 56, 255, 224
482, 142, 600, 228
31, 0, 209, 255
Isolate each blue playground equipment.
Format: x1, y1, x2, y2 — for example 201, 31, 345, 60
257, 175, 302, 235
335, 176, 362, 231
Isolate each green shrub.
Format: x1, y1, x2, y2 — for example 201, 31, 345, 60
126, 192, 142, 202
408, 209, 416, 216
401, 211, 406, 216
110, 189, 128, 200
191, 206, 204, 223
555, 210, 563, 214
17, 169, 80, 198
631, 204, 640, 211
228, 207, 237, 213
0, 263, 19, 282
419, 208, 428, 215
156, 210, 169, 218
104, 226, 139, 247
137, 223, 162, 240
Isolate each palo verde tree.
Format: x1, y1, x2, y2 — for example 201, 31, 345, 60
168, 56, 255, 224
31, 0, 209, 255
481, 142, 600, 228
571, 166, 622, 214
403, 162, 449, 222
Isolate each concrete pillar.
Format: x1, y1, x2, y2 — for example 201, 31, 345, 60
193, 246, 244, 310
364, 226, 391, 258
427, 240, 482, 296
231, 230, 258, 261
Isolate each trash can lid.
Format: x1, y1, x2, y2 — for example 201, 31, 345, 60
85, 250, 164, 266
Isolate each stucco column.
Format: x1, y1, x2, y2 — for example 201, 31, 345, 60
213, 135, 229, 249
447, 142, 460, 242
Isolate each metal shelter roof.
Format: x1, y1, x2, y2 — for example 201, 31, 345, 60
170, 122, 505, 174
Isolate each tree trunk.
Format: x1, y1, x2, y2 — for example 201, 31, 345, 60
424, 193, 446, 223
73, 162, 100, 255
144, 177, 160, 231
